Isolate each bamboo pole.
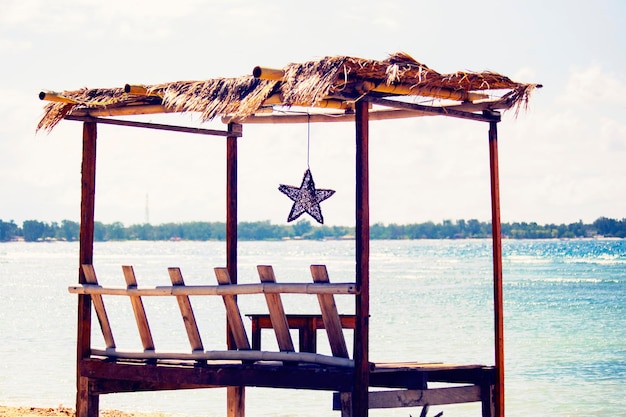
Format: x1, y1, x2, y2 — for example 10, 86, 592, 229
252, 66, 285, 80
361, 81, 489, 102
39, 91, 79, 104
70, 104, 171, 117
124, 84, 162, 97
263, 93, 352, 110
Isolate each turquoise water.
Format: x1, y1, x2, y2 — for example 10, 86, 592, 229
0, 239, 624, 416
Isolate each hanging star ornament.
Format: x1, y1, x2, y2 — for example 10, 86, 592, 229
279, 169, 335, 224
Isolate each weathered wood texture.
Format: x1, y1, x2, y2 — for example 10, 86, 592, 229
310, 265, 350, 358
168, 267, 204, 351
354, 98, 370, 417
488, 117, 505, 417
81, 265, 115, 349
68, 282, 358, 296
257, 265, 295, 352
334, 385, 482, 410
122, 265, 155, 351
247, 314, 356, 353
214, 267, 251, 350
76, 122, 97, 417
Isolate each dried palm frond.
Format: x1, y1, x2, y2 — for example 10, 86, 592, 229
37, 52, 539, 132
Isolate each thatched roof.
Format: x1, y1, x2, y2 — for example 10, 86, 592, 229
38, 52, 540, 131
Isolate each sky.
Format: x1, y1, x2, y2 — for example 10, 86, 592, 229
1, 0, 625, 227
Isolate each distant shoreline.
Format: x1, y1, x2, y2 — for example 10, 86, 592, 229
2, 217, 625, 241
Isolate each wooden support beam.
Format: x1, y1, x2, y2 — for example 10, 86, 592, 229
65, 115, 241, 137
354, 99, 370, 417
81, 358, 355, 392
76, 121, 97, 417
368, 97, 501, 123
224, 101, 506, 125
225, 123, 242, 417
487, 114, 505, 417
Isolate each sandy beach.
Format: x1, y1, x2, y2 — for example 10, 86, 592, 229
0, 406, 178, 417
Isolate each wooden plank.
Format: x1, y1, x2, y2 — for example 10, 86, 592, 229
89, 348, 354, 367
81, 358, 355, 392
366, 386, 482, 409
256, 265, 294, 352
121, 265, 155, 351
167, 267, 203, 351
81, 265, 115, 349
69, 282, 358, 296
214, 267, 251, 350
310, 265, 349, 358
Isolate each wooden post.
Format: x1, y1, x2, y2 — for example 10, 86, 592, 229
487, 114, 504, 417
354, 99, 370, 417
226, 122, 244, 417
76, 121, 98, 417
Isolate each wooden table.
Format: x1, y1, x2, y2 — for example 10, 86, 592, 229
246, 314, 356, 353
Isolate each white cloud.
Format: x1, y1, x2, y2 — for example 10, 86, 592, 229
558, 65, 626, 106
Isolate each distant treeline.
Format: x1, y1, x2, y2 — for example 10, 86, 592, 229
1, 217, 625, 242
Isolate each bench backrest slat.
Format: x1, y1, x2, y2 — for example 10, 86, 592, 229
310, 264, 350, 358
168, 267, 204, 351
82, 264, 116, 349
214, 267, 251, 350
257, 265, 295, 352
122, 265, 155, 351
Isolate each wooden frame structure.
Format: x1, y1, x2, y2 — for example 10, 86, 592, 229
38, 53, 539, 417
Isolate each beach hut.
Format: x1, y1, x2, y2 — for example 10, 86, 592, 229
38, 52, 539, 417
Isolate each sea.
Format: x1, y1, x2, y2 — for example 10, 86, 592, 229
0, 239, 624, 417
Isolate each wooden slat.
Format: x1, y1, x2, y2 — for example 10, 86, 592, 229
81, 264, 115, 349
68, 282, 357, 296
310, 265, 349, 358
366, 385, 482, 409
167, 267, 203, 351
214, 267, 251, 350
256, 266, 294, 352
121, 265, 155, 351
89, 348, 354, 367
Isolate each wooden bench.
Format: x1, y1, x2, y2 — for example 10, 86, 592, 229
71, 263, 357, 367
70, 263, 494, 417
